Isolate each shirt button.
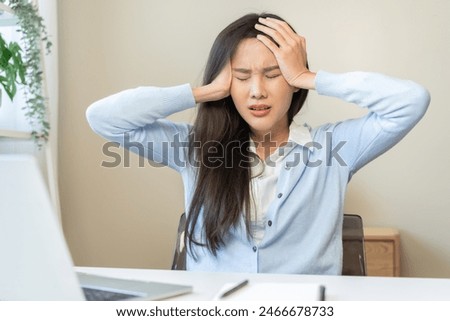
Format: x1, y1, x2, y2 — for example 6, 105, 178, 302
252, 246, 257, 252
277, 193, 283, 198
268, 220, 273, 227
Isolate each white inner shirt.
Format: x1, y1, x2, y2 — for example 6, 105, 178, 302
249, 147, 282, 244
248, 121, 311, 244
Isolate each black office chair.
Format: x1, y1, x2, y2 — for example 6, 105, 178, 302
171, 212, 187, 270
342, 214, 367, 276
172, 213, 367, 276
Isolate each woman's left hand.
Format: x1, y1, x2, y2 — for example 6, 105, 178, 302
255, 17, 315, 90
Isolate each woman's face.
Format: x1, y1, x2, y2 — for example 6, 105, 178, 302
230, 38, 297, 141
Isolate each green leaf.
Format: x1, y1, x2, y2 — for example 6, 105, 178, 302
0, 0, 53, 145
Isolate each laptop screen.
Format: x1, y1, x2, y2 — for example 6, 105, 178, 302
0, 154, 84, 300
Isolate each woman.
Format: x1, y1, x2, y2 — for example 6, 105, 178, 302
87, 13, 429, 274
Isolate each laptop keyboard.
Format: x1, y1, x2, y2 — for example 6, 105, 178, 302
82, 287, 140, 301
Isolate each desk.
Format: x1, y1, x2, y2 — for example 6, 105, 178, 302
77, 267, 450, 301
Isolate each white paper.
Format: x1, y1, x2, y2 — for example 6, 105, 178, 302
213, 282, 325, 301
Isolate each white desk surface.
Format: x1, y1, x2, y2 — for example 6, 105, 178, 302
77, 267, 450, 301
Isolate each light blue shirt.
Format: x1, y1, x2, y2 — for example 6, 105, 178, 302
86, 71, 429, 275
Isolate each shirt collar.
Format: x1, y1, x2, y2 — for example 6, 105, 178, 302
248, 120, 313, 153
287, 119, 313, 150
247, 121, 313, 178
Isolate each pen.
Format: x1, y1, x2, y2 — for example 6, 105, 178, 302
220, 279, 249, 298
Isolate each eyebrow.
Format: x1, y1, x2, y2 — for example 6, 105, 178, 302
232, 65, 280, 74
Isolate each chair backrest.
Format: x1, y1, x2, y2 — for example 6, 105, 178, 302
172, 212, 367, 275
342, 214, 367, 276
171, 212, 186, 270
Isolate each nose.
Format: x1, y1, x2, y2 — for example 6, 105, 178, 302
250, 77, 267, 99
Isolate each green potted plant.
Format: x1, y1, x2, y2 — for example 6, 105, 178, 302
0, 0, 51, 144
0, 33, 25, 105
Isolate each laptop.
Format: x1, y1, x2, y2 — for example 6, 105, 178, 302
0, 154, 192, 300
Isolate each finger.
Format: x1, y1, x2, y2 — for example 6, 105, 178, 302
258, 17, 297, 45
256, 34, 280, 54
262, 18, 308, 55
254, 23, 287, 47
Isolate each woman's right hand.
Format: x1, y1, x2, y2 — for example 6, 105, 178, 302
193, 61, 231, 103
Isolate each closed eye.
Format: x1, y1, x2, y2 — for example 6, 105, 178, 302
266, 74, 281, 79
234, 76, 250, 81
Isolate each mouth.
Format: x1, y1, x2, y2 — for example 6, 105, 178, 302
248, 104, 272, 117
249, 104, 271, 111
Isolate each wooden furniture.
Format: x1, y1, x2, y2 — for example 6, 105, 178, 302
364, 227, 400, 277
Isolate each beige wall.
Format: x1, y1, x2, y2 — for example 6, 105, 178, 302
58, 0, 450, 277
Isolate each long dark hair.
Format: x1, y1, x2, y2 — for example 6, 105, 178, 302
186, 13, 309, 256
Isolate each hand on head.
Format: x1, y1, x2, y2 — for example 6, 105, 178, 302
255, 17, 314, 90
193, 14, 315, 104
211, 60, 232, 99
193, 60, 231, 103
